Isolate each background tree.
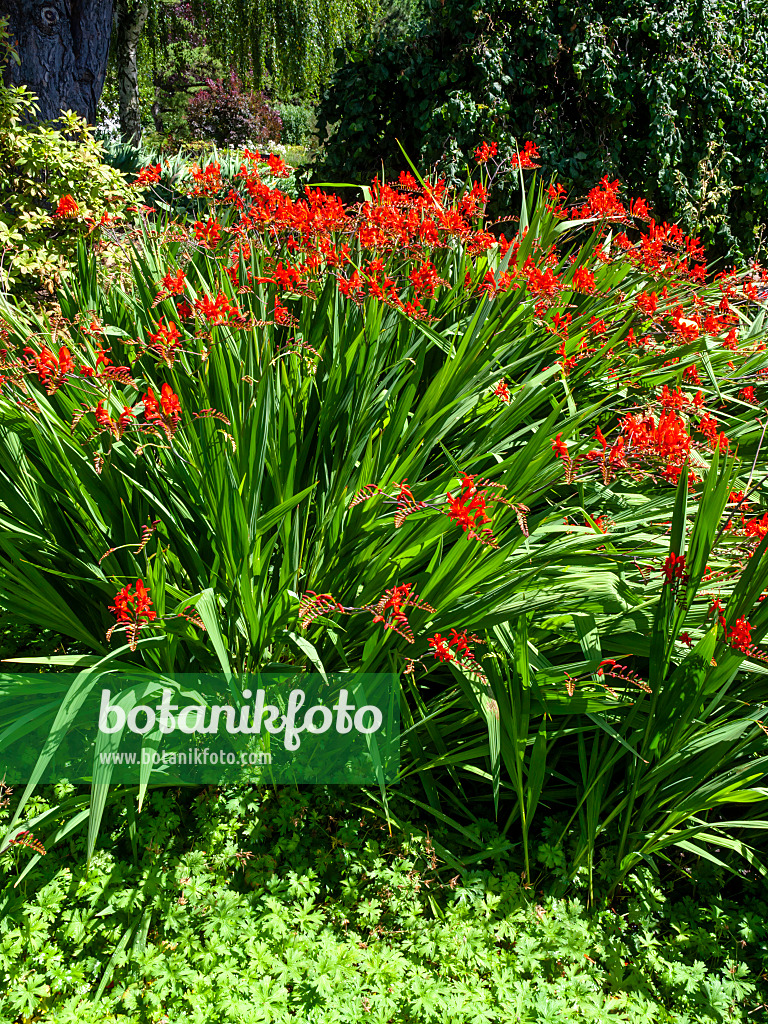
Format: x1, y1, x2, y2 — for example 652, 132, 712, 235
315, 0, 768, 264
194, 0, 384, 100
105, 0, 384, 147
1, 0, 113, 123
113, 0, 149, 144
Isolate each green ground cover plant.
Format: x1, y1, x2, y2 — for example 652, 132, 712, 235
1, 785, 766, 1022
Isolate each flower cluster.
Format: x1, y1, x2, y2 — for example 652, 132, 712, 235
427, 629, 480, 663
300, 583, 435, 645
134, 164, 162, 187
107, 578, 157, 651
54, 194, 79, 218
662, 552, 687, 591
446, 474, 511, 547
143, 383, 182, 434
25, 344, 74, 392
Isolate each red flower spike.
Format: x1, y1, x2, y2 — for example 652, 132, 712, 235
299, 592, 345, 630
446, 475, 490, 538
161, 268, 186, 295
134, 164, 161, 187
366, 584, 436, 643
428, 634, 454, 662
392, 480, 427, 528
142, 387, 161, 422
107, 579, 158, 651
728, 616, 753, 654
31, 345, 73, 392
193, 218, 222, 248
474, 141, 498, 164
493, 379, 510, 403
54, 194, 79, 218
662, 552, 687, 587
160, 383, 181, 423
94, 400, 117, 435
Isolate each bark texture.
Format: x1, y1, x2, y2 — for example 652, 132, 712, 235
0, 0, 113, 123
113, 0, 147, 145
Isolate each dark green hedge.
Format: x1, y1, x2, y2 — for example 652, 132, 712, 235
314, 0, 768, 265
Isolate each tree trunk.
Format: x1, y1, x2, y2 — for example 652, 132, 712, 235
1, 0, 114, 124
113, 0, 147, 146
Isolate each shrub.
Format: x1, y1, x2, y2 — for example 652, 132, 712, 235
185, 71, 282, 148
314, 0, 768, 265
0, 21, 133, 298
275, 98, 317, 146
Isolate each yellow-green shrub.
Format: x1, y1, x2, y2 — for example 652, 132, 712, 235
0, 33, 133, 298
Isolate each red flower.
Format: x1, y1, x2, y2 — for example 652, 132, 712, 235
189, 161, 222, 196
109, 579, 157, 624
160, 383, 181, 424
31, 345, 73, 389
428, 633, 454, 661
621, 411, 691, 465
493, 378, 510, 403
662, 552, 686, 586
427, 628, 479, 663
636, 291, 658, 315
266, 153, 289, 178
54, 194, 79, 218
108, 579, 158, 649
142, 387, 161, 422
709, 597, 727, 630
446, 475, 490, 537
659, 385, 687, 413
134, 164, 161, 187
738, 386, 757, 404
474, 141, 498, 164
697, 413, 718, 442
511, 141, 540, 170
94, 400, 116, 434
147, 319, 182, 352
448, 628, 475, 659
118, 405, 135, 433
193, 218, 222, 248
161, 268, 186, 295
195, 292, 237, 324
571, 266, 596, 293
371, 583, 413, 626
58, 347, 74, 375
728, 616, 753, 653
409, 261, 443, 299
274, 297, 291, 325
552, 434, 569, 460
629, 197, 650, 220
33, 345, 59, 384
